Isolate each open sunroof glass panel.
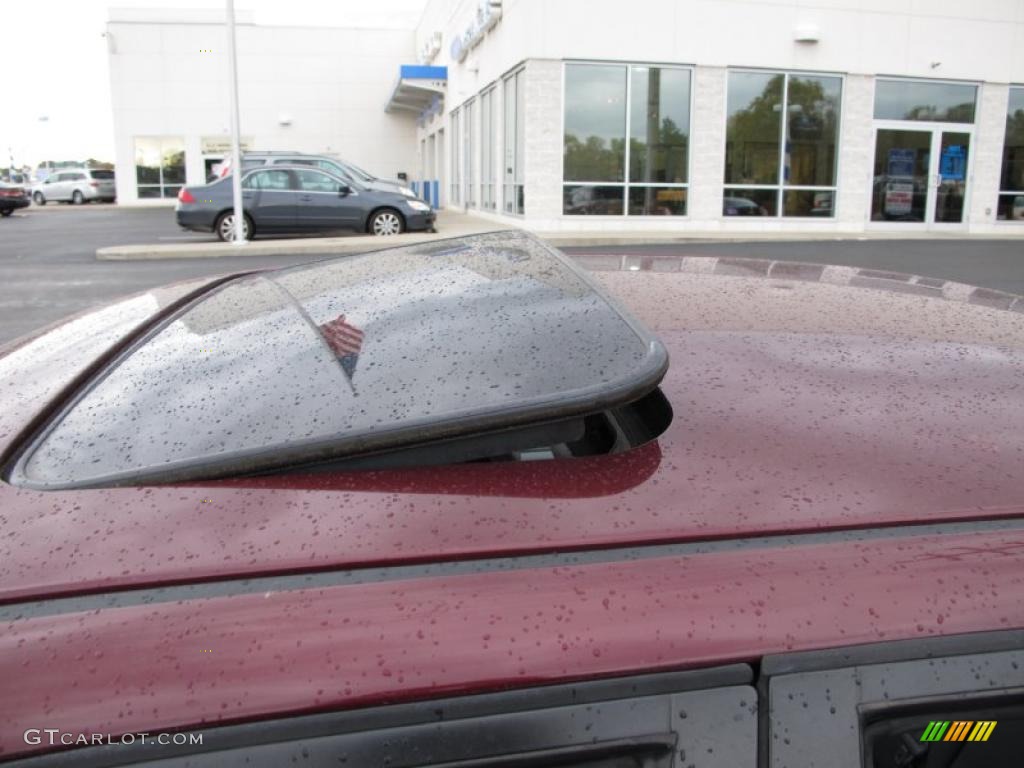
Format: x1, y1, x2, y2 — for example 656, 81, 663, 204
12, 231, 668, 489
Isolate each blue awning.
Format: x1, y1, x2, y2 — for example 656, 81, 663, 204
385, 65, 447, 115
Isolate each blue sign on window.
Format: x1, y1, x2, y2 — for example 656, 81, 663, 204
940, 145, 966, 181
887, 148, 915, 178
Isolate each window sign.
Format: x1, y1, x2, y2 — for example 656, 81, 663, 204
450, 0, 502, 63
939, 144, 966, 181
887, 148, 915, 178
884, 182, 914, 217
201, 137, 253, 154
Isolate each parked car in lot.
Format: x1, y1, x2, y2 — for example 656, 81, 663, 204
176, 164, 435, 240
217, 151, 418, 198
2, 171, 31, 186
31, 168, 116, 205
0, 231, 1022, 766
0, 182, 30, 216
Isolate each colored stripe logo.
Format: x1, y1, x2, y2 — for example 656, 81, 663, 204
920, 721, 997, 742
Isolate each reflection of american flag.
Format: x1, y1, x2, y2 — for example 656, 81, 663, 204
319, 314, 364, 381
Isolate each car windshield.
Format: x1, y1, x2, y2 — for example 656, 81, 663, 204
89, 170, 114, 179
13, 231, 667, 489
342, 160, 376, 181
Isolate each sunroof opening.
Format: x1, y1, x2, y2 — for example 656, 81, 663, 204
8, 231, 670, 490
271, 388, 672, 475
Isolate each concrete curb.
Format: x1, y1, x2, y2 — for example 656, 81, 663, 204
96, 232, 447, 261
96, 212, 1024, 261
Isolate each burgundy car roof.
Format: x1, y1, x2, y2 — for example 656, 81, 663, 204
1, 259, 1022, 604
3, 526, 1024, 759
1, 245, 1023, 759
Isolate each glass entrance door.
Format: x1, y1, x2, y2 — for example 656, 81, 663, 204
870, 127, 971, 227
934, 132, 970, 224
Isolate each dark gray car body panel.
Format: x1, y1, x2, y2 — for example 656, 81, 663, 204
175, 166, 434, 236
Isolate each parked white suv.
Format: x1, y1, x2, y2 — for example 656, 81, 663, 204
32, 169, 116, 205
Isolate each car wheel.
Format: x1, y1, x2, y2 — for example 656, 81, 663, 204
215, 211, 254, 242
0, 210, 12, 217
72, 190, 84, 205
369, 209, 404, 236
33, 192, 46, 206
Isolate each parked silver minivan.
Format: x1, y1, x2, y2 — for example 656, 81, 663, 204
216, 153, 417, 199
32, 169, 116, 205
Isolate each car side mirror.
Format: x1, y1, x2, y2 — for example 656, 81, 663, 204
339, 185, 351, 197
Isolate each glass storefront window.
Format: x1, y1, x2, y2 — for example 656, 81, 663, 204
563, 185, 624, 215
786, 75, 841, 187
724, 188, 777, 217
134, 137, 184, 199
464, 99, 475, 207
450, 108, 461, 206
135, 138, 161, 185
628, 186, 687, 216
998, 87, 1024, 222
874, 79, 977, 123
725, 72, 783, 186
724, 71, 840, 218
480, 88, 495, 211
564, 63, 690, 216
564, 64, 626, 182
515, 69, 525, 214
629, 67, 690, 184
783, 189, 832, 217
504, 68, 524, 215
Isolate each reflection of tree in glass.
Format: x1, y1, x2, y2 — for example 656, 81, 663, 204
904, 102, 974, 122
725, 74, 783, 185
162, 150, 186, 183
786, 77, 839, 187
1000, 106, 1024, 191
630, 117, 688, 183
563, 134, 626, 182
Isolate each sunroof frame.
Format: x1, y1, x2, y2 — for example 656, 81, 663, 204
7, 231, 669, 489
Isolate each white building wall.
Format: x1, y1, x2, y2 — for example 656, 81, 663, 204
426, 0, 1024, 84
834, 75, 875, 231
418, 0, 1024, 233
522, 60, 562, 222
687, 67, 728, 228
969, 83, 1011, 232
108, 12, 419, 204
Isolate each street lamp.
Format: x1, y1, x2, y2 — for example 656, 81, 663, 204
38, 116, 51, 179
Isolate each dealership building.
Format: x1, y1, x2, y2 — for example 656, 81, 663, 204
107, 1, 1024, 234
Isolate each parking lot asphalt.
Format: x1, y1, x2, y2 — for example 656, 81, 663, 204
1, 204, 1023, 345
0, 205, 311, 343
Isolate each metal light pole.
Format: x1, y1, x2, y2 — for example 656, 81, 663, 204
37, 117, 49, 181
225, 0, 245, 245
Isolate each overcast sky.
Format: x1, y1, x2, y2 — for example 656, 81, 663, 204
2, 0, 429, 168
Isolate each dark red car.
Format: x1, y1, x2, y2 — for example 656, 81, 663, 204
1, 232, 1022, 767
0, 182, 30, 217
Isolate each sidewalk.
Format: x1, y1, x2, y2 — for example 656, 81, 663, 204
95, 210, 1024, 260
96, 210, 500, 261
